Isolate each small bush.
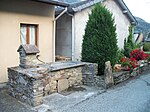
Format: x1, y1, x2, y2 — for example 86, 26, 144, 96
143, 42, 150, 51
116, 49, 124, 64
120, 57, 138, 71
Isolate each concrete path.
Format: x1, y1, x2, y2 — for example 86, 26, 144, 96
0, 88, 35, 112
0, 70, 150, 112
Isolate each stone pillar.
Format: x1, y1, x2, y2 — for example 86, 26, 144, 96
82, 63, 98, 86
104, 61, 114, 88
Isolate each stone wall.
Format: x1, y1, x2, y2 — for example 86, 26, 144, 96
43, 67, 83, 95
8, 62, 98, 106
8, 67, 44, 106
113, 62, 150, 85
82, 63, 105, 87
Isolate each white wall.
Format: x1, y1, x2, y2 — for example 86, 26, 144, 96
103, 0, 130, 48
74, 0, 131, 60
56, 14, 72, 58
74, 8, 92, 60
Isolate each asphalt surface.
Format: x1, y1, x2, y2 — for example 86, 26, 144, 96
64, 71, 150, 112
0, 88, 36, 112
0, 70, 150, 112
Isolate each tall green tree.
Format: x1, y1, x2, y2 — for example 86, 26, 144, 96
124, 25, 140, 57
81, 4, 118, 75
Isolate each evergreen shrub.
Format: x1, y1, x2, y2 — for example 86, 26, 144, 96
81, 4, 118, 75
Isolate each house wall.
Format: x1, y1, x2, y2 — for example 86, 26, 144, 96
56, 14, 72, 58
74, 8, 92, 61
74, 0, 131, 60
103, 0, 130, 48
0, 0, 54, 83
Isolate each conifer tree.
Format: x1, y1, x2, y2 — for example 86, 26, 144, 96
124, 26, 134, 57
81, 4, 118, 75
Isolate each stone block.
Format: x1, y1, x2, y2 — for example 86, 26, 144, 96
68, 77, 75, 86
130, 67, 139, 77
76, 73, 82, 80
104, 61, 114, 88
58, 79, 69, 93
113, 71, 130, 84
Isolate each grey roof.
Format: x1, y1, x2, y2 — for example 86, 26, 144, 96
70, 0, 103, 12
57, 0, 81, 3
31, 0, 69, 7
17, 44, 40, 54
56, 0, 137, 25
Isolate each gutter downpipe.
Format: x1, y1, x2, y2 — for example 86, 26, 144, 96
71, 15, 75, 61
66, 12, 75, 61
53, 7, 67, 62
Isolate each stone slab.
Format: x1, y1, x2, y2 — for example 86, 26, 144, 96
58, 79, 69, 93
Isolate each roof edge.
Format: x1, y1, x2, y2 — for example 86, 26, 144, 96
115, 0, 137, 25
31, 0, 69, 7
72, 0, 104, 12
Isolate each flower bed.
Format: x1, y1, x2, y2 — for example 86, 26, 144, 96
113, 48, 150, 85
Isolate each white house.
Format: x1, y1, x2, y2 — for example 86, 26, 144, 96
55, 0, 137, 61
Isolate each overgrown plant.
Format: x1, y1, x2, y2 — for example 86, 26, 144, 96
124, 26, 141, 57
124, 26, 134, 58
116, 49, 125, 64
81, 4, 118, 75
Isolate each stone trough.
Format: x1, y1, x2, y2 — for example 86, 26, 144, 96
7, 44, 98, 106
8, 61, 98, 106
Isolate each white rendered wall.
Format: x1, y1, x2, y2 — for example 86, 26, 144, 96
74, 0, 131, 60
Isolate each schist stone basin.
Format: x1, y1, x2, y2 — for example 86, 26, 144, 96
8, 61, 98, 106
8, 45, 98, 106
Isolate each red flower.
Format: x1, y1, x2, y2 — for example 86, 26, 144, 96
130, 48, 149, 61
120, 57, 138, 71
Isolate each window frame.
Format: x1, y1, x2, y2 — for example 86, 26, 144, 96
20, 23, 38, 46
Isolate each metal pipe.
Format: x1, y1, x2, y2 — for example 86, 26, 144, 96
65, 11, 75, 61
72, 16, 75, 61
55, 7, 68, 21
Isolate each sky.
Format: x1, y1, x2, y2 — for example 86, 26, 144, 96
124, 0, 150, 23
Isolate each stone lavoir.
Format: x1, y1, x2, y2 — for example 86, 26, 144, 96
8, 44, 98, 106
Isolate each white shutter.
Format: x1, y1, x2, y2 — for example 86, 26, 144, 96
20, 25, 27, 44
30, 25, 36, 45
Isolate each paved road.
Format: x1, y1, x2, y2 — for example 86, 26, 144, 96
64, 71, 150, 112
0, 89, 35, 112
0, 71, 150, 112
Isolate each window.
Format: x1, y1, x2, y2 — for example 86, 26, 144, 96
20, 24, 38, 46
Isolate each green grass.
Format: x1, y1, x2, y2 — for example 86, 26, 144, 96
145, 51, 150, 54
